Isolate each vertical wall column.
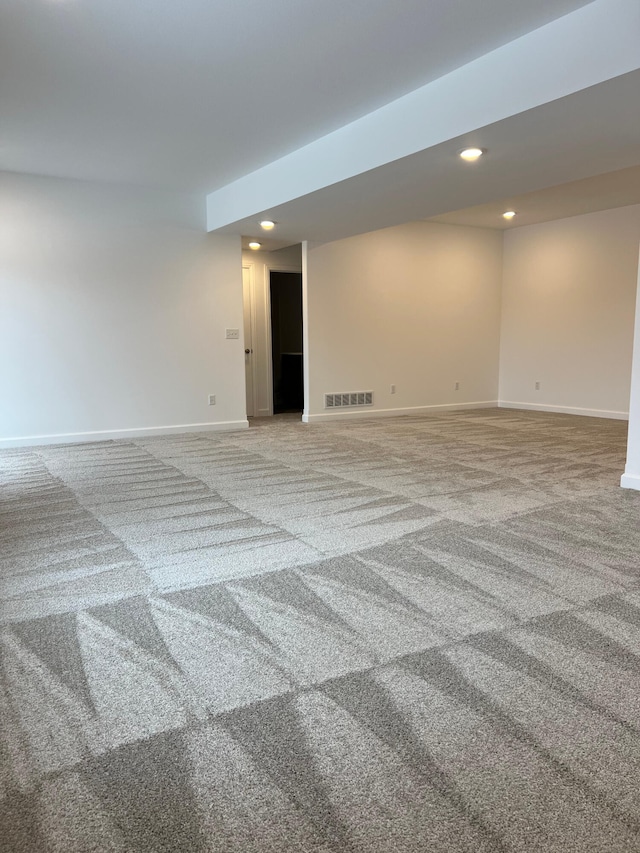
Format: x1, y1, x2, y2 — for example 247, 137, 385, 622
301, 241, 311, 422
621, 245, 640, 490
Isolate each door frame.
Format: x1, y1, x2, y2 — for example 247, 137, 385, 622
242, 258, 302, 418
266, 263, 303, 416
242, 264, 257, 418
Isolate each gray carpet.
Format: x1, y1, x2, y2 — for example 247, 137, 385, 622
2, 408, 640, 852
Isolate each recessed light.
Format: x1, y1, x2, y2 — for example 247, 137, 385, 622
248, 241, 261, 250
502, 210, 517, 220
260, 220, 276, 231
458, 147, 485, 162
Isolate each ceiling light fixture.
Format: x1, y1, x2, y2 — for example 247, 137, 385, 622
260, 220, 276, 231
248, 241, 261, 250
502, 210, 517, 220
458, 147, 485, 162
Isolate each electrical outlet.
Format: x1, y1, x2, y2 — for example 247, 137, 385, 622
208, 394, 216, 406
226, 328, 240, 340
390, 384, 396, 394
455, 381, 460, 391
535, 381, 540, 391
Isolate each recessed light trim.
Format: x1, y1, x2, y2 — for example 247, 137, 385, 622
260, 220, 276, 231
248, 241, 261, 250
502, 210, 517, 220
458, 147, 485, 162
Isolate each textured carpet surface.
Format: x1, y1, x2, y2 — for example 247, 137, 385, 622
2, 408, 640, 852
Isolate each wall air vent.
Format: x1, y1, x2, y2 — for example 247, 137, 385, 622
324, 391, 374, 409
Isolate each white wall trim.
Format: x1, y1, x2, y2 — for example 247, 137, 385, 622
0, 420, 249, 449
621, 472, 640, 490
302, 243, 310, 418
498, 401, 629, 420
241, 254, 303, 421
302, 400, 630, 424
242, 263, 258, 419
264, 261, 303, 419
302, 401, 498, 423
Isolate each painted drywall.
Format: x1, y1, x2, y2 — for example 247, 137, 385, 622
303, 221, 503, 420
0, 172, 246, 446
622, 246, 640, 489
242, 246, 302, 417
207, 0, 640, 233
499, 204, 640, 418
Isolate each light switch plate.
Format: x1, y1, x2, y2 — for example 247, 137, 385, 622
226, 328, 240, 339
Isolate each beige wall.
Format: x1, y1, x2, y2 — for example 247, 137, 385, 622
304, 221, 503, 420
499, 204, 640, 418
0, 172, 246, 445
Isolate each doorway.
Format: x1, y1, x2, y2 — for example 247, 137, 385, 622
270, 271, 303, 414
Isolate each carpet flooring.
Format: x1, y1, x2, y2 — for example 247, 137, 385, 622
2, 408, 640, 852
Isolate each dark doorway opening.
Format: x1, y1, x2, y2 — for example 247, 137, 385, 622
270, 271, 303, 414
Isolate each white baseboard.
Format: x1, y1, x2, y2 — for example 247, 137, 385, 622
621, 472, 640, 491
302, 399, 630, 424
0, 419, 249, 449
302, 401, 498, 423
498, 401, 629, 421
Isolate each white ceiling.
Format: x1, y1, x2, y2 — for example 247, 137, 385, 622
429, 165, 640, 231
224, 68, 640, 246
0, 0, 593, 191
3, 0, 639, 243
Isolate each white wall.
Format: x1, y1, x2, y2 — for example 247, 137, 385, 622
0, 172, 246, 446
303, 221, 503, 421
5, 171, 638, 451
499, 205, 640, 419
242, 245, 302, 417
